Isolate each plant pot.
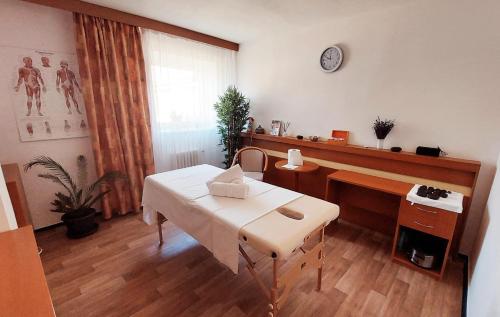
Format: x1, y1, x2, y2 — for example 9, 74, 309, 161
376, 139, 385, 150
61, 208, 99, 239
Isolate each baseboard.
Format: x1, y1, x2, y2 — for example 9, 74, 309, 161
34, 221, 63, 232
458, 253, 468, 317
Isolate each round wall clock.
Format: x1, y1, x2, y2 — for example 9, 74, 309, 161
320, 45, 343, 72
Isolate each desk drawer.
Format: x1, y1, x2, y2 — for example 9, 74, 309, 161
399, 200, 457, 238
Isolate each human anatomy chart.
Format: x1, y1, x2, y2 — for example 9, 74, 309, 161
9, 48, 89, 142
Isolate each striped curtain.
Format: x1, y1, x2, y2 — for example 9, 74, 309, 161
74, 13, 155, 219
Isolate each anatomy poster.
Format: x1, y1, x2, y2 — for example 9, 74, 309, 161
9, 48, 89, 142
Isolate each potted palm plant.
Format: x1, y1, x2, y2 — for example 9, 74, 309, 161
24, 155, 124, 238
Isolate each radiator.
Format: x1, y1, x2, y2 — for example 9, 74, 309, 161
175, 150, 201, 168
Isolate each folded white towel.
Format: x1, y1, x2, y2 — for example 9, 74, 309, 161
208, 181, 249, 199
206, 164, 244, 186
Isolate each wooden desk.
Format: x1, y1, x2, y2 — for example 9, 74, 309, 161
0, 226, 55, 316
275, 160, 319, 191
326, 170, 459, 279
242, 133, 480, 256
327, 169, 413, 196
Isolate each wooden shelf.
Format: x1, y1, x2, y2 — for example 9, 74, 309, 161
328, 170, 413, 197
242, 133, 481, 172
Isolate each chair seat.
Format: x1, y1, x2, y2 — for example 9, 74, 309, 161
244, 172, 264, 181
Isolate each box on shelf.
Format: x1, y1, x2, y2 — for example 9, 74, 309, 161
327, 130, 349, 146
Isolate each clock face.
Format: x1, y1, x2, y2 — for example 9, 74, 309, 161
320, 46, 343, 72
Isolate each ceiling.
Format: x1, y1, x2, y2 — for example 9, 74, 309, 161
83, 0, 413, 43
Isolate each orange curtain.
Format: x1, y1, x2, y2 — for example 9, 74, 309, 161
74, 13, 155, 219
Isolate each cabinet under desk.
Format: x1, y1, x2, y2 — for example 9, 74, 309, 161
325, 170, 461, 279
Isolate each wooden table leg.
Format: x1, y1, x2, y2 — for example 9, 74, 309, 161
294, 172, 300, 192
317, 227, 325, 291
270, 259, 279, 317
157, 212, 167, 246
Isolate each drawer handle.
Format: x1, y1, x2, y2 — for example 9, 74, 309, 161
416, 206, 438, 214
414, 221, 434, 229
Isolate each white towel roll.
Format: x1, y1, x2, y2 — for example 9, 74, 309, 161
288, 149, 303, 166
208, 181, 249, 199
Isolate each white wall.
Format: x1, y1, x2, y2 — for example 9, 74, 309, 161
237, 0, 500, 254
468, 155, 500, 316
0, 1, 96, 229
0, 166, 17, 232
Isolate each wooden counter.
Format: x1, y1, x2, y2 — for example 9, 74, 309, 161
0, 226, 55, 317
242, 133, 481, 255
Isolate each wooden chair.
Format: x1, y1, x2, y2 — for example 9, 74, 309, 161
231, 146, 269, 181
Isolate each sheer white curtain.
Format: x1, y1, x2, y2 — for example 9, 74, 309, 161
142, 29, 236, 172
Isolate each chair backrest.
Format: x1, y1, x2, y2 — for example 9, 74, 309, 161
231, 146, 269, 172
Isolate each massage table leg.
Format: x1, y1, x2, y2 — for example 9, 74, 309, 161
157, 212, 167, 246
317, 227, 325, 291
270, 259, 280, 317
240, 225, 326, 317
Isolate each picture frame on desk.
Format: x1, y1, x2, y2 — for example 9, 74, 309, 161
270, 120, 281, 136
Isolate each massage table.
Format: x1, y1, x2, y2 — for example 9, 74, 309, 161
142, 164, 339, 316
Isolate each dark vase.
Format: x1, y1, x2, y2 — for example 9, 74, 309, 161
61, 208, 99, 239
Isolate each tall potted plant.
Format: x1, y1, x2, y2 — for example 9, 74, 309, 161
214, 86, 250, 168
24, 155, 124, 238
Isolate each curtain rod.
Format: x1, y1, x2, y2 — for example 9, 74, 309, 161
22, 0, 240, 51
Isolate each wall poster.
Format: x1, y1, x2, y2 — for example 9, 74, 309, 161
9, 47, 89, 142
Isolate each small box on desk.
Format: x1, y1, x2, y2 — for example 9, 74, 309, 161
327, 130, 349, 146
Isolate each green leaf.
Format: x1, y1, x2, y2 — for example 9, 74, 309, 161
24, 156, 78, 196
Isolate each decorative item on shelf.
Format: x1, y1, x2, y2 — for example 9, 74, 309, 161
214, 86, 250, 168
246, 117, 254, 133
309, 136, 319, 142
327, 130, 349, 146
255, 125, 265, 134
287, 149, 304, 166
296, 135, 303, 140
282, 121, 291, 137
24, 155, 125, 239
391, 146, 402, 152
373, 116, 395, 149
270, 120, 281, 136
416, 146, 447, 157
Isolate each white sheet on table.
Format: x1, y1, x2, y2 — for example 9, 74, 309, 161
142, 164, 302, 273
406, 184, 464, 213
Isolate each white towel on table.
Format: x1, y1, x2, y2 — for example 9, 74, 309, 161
206, 164, 244, 186
209, 181, 249, 199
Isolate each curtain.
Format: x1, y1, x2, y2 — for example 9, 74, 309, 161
142, 29, 236, 172
74, 13, 155, 219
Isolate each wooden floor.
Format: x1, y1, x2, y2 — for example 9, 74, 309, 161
36, 214, 463, 317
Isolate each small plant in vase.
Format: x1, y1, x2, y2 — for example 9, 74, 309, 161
282, 121, 291, 137
373, 116, 395, 149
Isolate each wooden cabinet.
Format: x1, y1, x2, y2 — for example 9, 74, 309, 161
392, 199, 458, 279
1, 163, 32, 227
0, 226, 55, 316
398, 200, 457, 238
